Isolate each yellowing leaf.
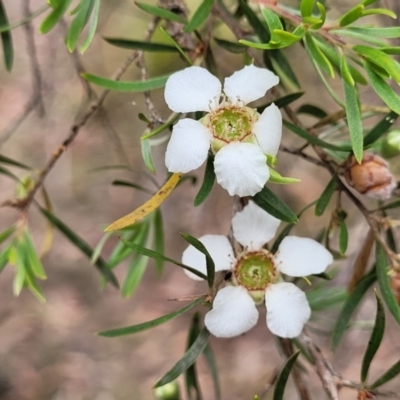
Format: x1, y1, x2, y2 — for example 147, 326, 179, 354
105, 173, 182, 232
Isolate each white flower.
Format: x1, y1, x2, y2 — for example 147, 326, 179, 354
164, 65, 282, 197
182, 202, 333, 338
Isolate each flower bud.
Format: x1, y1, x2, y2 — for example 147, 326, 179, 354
343, 152, 397, 200
154, 382, 180, 400
381, 129, 400, 158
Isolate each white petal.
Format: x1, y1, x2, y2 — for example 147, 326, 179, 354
232, 201, 281, 250
165, 119, 212, 173
253, 103, 282, 156
223, 65, 279, 105
214, 142, 270, 197
182, 234, 235, 281
164, 66, 222, 112
205, 286, 259, 338
265, 282, 311, 338
275, 236, 333, 277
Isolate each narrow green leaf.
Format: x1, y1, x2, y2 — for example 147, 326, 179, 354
98, 297, 205, 337
67, 0, 93, 52
194, 156, 215, 207
260, 8, 283, 43
361, 291, 385, 383
91, 233, 112, 264
338, 4, 364, 27
80, 0, 100, 53
311, 2, 326, 29
0, 226, 14, 244
141, 113, 179, 140
122, 253, 149, 298
257, 92, 304, 113
153, 209, 164, 274
81, 72, 170, 92
180, 233, 214, 288
340, 53, 354, 86
239, 0, 270, 43
112, 180, 153, 194
184, 0, 213, 32
364, 111, 398, 146
370, 358, 400, 389
213, 37, 246, 54
0, 165, 19, 181
23, 231, 46, 279
307, 287, 347, 311
0, 154, 31, 170
141, 139, 156, 173
341, 59, 363, 162
354, 45, 400, 84
379, 199, 400, 211
40, 208, 119, 288
304, 32, 334, 78
13, 245, 26, 296
270, 49, 300, 89
346, 26, 400, 39
155, 327, 210, 388
253, 186, 298, 223
376, 244, 400, 325
364, 62, 400, 114
135, 2, 186, 23
315, 176, 337, 216
159, 27, 192, 65
0, 245, 10, 273
121, 238, 207, 280
332, 271, 376, 350
203, 342, 221, 400
283, 120, 350, 151
338, 215, 348, 255
300, 0, 314, 18
104, 37, 178, 52
107, 228, 142, 269
273, 351, 300, 400
0, 0, 13, 71
268, 168, 300, 184
296, 104, 328, 119
380, 46, 400, 55
362, 8, 396, 19
332, 28, 387, 47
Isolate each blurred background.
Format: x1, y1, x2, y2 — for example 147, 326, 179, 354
0, 0, 399, 399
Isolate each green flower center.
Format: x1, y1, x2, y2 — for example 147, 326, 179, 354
234, 250, 277, 291
202, 105, 258, 153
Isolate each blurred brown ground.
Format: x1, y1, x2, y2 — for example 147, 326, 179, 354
0, 0, 399, 399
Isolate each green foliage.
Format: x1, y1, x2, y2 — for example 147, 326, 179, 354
194, 156, 215, 207
315, 176, 337, 216
184, 0, 213, 33
273, 351, 300, 400
0, 0, 13, 71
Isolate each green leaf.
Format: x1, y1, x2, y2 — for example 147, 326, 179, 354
268, 168, 300, 184
141, 113, 179, 140
332, 28, 387, 47
203, 342, 220, 400
364, 62, 400, 114
98, 297, 205, 337
364, 111, 398, 146
239, 0, 270, 43
253, 186, 298, 223
315, 176, 337, 216
184, 0, 213, 32
180, 233, 215, 288
338, 4, 364, 27
370, 358, 400, 389
341, 58, 363, 163
82, 72, 170, 92
273, 351, 300, 400
40, 208, 119, 288
141, 139, 156, 173
0, 245, 11, 273
135, 2, 186, 23
304, 32, 334, 78
0, 226, 14, 244
0, 165, 18, 181
307, 287, 347, 311
67, 0, 94, 52
331, 271, 376, 350
80, 0, 100, 53
153, 209, 164, 275
362, 8, 396, 19
311, 2, 326, 29
376, 244, 400, 325
379, 199, 400, 211
112, 180, 153, 194
339, 53, 354, 86
300, 0, 315, 18
283, 120, 350, 152
213, 37, 246, 53
257, 92, 304, 114
23, 231, 46, 279
354, 45, 400, 84
194, 156, 215, 207
380, 46, 400, 55
104, 37, 178, 52
296, 104, 328, 119
270, 49, 300, 89
159, 27, 192, 65
361, 291, 385, 383
185, 314, 202, 400
346, 26, 400, 39
121, 238, 207, 280
0, 0, 13, 71
155, 327, 210, 388
0, 154, 31, 170
338, 214, 348, 255
260, 8, 283, 43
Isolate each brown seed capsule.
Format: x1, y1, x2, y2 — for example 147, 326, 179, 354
343, 152, 397, 200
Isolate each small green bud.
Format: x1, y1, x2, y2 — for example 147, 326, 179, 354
381, 129, 400, 158
154, 381, 180, 400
